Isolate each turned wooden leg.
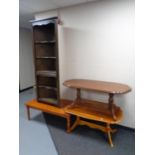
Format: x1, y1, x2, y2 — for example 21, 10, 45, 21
108, 94, 117, 121
76, 89, 81, 100
106, 123, 114, 147
66, 115, 71, 133
26, 106, 30, 120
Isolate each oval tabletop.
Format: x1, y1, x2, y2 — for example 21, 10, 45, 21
63, 79, 131, 94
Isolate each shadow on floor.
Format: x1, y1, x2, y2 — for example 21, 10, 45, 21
43, 113, 135, 155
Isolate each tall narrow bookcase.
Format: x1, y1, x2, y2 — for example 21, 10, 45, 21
31, 17, 60, 106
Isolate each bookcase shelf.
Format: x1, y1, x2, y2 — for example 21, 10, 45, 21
35, 40, 56, 44
32, 17, 60, 106
35, 44, 56, 58
36, 59, 56, 71
38, 98, 58, 105
36, 56, 56, 59
38, 86, 57, 91
37, 76, 57, 87
36, 70, 57, 77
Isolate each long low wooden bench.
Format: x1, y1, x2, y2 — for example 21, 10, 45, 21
25, 99, 72, 132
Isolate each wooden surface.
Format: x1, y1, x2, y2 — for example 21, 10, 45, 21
65, 99, 123, 124
63, 79, 131, 94
32, 17, 60, 105
26, 98, 123, 147
26, 99, 72, 118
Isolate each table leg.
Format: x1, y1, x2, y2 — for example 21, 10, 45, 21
26, 106, 30, 120
69, 116, 80, 132
108, 94, 117, 120
76, 88, 81, 104
106, 123, 114, 147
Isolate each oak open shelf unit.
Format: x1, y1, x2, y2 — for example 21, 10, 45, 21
31, 17, 60, 106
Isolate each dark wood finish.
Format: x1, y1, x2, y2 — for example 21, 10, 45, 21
31, 17, 60, 106
37, 76, 57, 87
63, 79, 131, 94
108, 93, 116, 120
35, 43, 56, 58
76, 88, 81, 103
25, 99, 72, 132
64, 79, 131, 120
36, 59, 56, 71
33, 24, 55, 41
36, 71, 56, 77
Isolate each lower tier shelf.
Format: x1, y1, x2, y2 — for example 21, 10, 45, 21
64, 99, 123, 124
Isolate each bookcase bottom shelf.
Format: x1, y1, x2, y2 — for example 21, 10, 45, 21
38, 98, 58, 104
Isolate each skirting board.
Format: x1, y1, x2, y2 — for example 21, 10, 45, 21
19, 86, 33, 93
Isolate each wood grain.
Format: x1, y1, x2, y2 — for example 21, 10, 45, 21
63, 79, 131, 94
65, 99, 123, 124
26, 99, 72, 118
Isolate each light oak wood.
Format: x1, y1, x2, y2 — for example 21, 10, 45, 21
107, 123, 114, 147
67, 116, 80, 133
26, 99, 70, 117
64, 99, 123, 147
25, 99, 72, 132
63, 79, 131, 147
65, 99, 123, 124
67, 115, 117, 147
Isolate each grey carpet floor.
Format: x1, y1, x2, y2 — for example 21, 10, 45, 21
19, 89, 58, 155
20, 88, 135, 155
44, 113, 135, 155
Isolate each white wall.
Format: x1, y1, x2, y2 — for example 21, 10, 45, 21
19, 27, 35, 90
35, 0, 135, 128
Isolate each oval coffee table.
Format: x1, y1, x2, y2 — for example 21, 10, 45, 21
63, 79, 131, 147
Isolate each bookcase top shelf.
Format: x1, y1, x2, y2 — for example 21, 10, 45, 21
30, 17, 58, 26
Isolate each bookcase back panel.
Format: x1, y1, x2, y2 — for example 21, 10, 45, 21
38, 87, 57, 99
37, 76, 57, 87
34, 24, 55, 41
36, 59, 56, 71
35, 44, 56, 57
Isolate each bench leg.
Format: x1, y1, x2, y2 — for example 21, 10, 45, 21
26, 106, 30, 120
66, 115, 71, 133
